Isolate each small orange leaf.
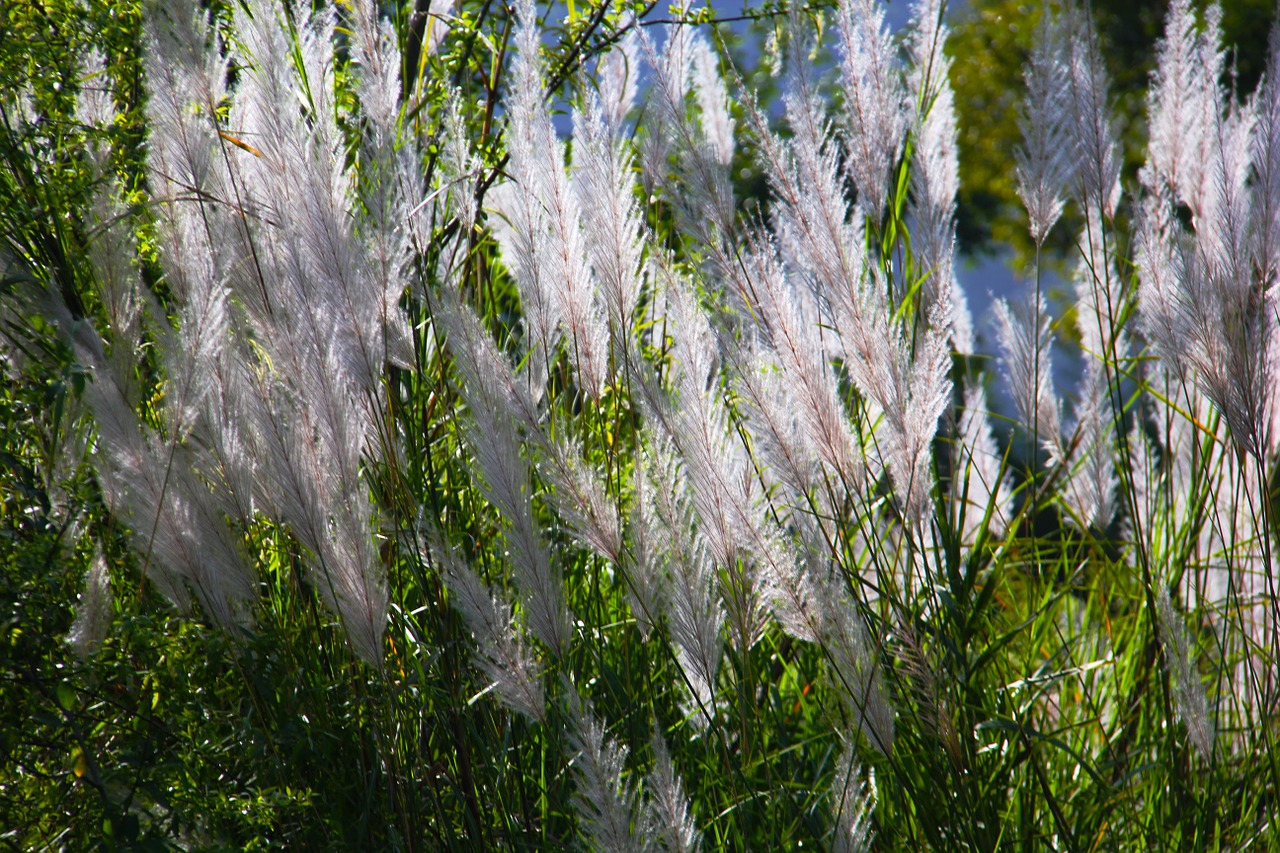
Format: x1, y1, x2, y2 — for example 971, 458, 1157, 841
218, 131, 262, 157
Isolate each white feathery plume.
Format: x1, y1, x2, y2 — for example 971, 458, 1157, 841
144, 1, 228, 198
829, 743, 877, 853
1060, 360, 1118, 531
905, 0, 970, 347
907, 0, 957, 218
160, 211, 231, 442
624, 459, 664, 638
1155, 586, 1214, 758
1015, 4, 1073, 246
906, 0, 976, 350
733, 345, 823, 501
722, 237, 864, 498
689, 36, 735, 167
1195, 64, 1254, 304
574, 79, 646, 359
196, 347, 258, 524
954, 385, 1009, 546
347, 0, 417, 374
77, 49, 150, 404
77, 327, 254, 628
741, 41, 885, 497
491, 0, 563, 361
1141, 0, 1218, 213
644, 731, 701, 853
1073, 207, 1126, 361
1134, 194, 1190, 379
73, 18, 266, 629
1136, 24, 1272, 463
439, 90, 478, 237
836, 0, 909, 220
67, 550, 113, 660
995, 295, 1063, 460
833, 267, 951, 526
348, 0, 402, 137
637, 17, 690, 196
437, 290, 620, 563
434, 536, 546, 723
505, 0, 608, 398
596, 26, 641, 136
639, 260, 769, 654
638, 22, 736, 242
565, 687, 642, 853
233, 0, 392, 663
435, 293, 572, 653
1253, 27, 1280, 291
485, 182, 560, 368
144, 0, 400, 661
757, 50, 866, 333
1060, 1, 1122, 218
807, 543, 896, 754
538, 434, 623, 564
640, 432, 725, 717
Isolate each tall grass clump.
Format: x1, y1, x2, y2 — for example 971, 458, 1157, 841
2, 0, 1278, 847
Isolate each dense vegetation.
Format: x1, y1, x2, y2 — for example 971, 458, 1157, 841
3, 0, 1278, 848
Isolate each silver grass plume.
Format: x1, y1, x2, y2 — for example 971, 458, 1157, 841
436, 287, 620, 564
638, 21, 736, 244
754, 34, 865, 342
625, 458, 664, 638
829, 743, 876, 853
67, 550, 113, 660
596, 25, 640, 135
1061, 360, 1118, 531
639, 432, 725, 719
644, 731, 700, 852
637, 260, 768, 655
1155, 586, 1214, 758
1060, 1, 1122, 218
836, 0, 909, 220
954, 385, 1010, 547
434, 536, 546, 723
76, 50, 150, 404
231, 0, 390, 663
574, 51, 646, 366
1073, 208, 1127, 361
76, 324, 254, 628
139, 0, 398, 662
832, 263, 952, 527
1015, 4, 1073, 246
505, 0, 608, 398
809, 545, 896, 754
1141, 0, 1219, 214
906, 0, 968, 341
565, 686, 643, 853
721, 234, 864, 500
431, 91, 479, 251
1135, 1, 1274, 462
995, 295, 1063, 460
435, 292, 572, 653
688, 37, 735, 168
1254, 26, 1280, 293
733, 343, 824, 502
347, 0, 417, 374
